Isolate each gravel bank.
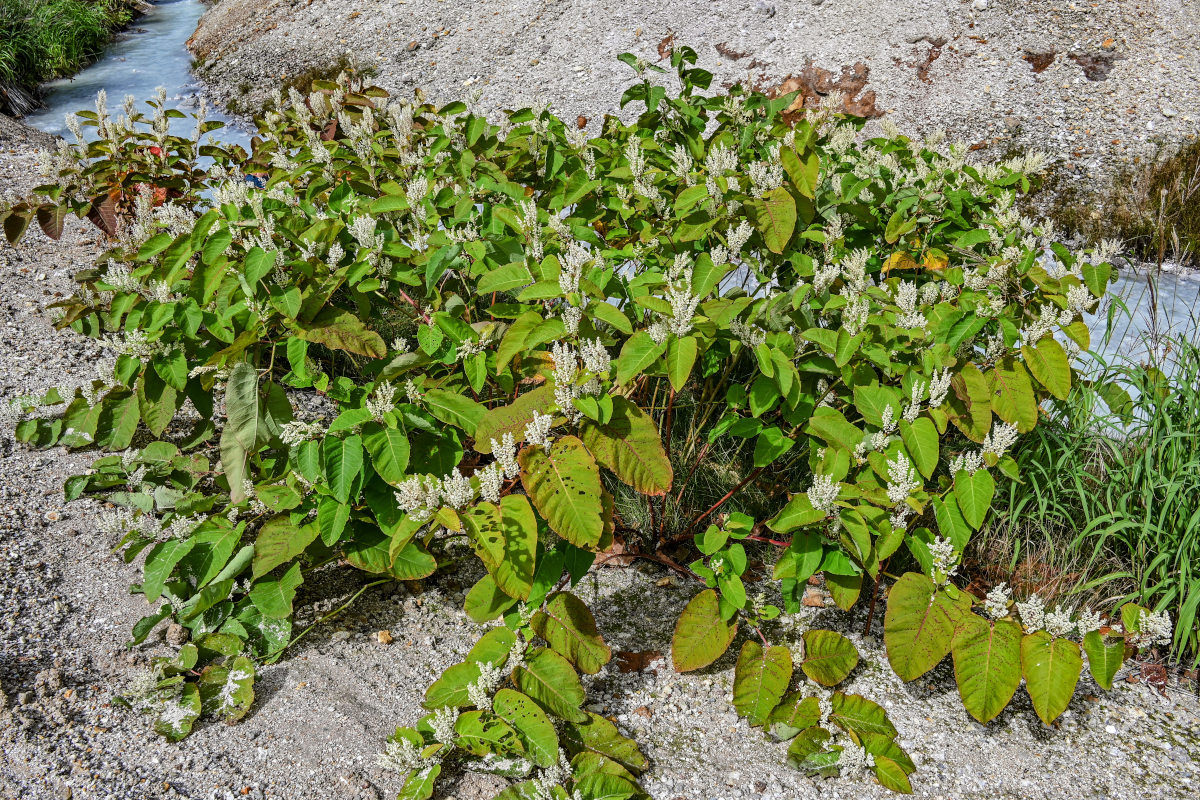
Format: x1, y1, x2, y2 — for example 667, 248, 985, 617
188, 0, 1200, 200
4, 25, 1200, 793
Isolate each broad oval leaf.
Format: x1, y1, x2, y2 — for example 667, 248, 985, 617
1081, 630, 1125, 690
883, 572, 965, 681
671, 589, 738, 672
531, 591, 611, 674
800, 629, 859, 687
951, 615, 1022, 724
579, 396, 672, 496
1021, 631, 1082, 725
513, 647, 589, 723
493, 688, 560, 768
733, 640, 793, 726
519, 436, 604, 549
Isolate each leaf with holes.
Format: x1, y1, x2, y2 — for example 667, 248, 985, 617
493, 688, 559, 768
519, 436, 604, 549
513, 647, 589, 723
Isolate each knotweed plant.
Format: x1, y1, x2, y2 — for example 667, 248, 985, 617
0, 45, 1167, 795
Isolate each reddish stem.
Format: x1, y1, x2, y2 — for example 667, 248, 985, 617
746, 534, 790, 548
679, 466, 765, 539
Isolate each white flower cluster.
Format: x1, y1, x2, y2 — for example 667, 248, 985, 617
1132, 608, 1173, 647
429, 706, 459, 746
928, 369, 952, 408
885, 452, 920, 505
982, 420, 1019, 460
1076, 607, 1102, 636
467, 660, 504, 712
949, 450, 984, 476
807, 474, 840, 516
729, 318, 766, 349
377, 736, 423, 774
928, 535, 958, 584
366, 382, 397, 420
558, 242, 590, 296
1016, 594, 1045, 634
1044, 605, 1076, 638
525, 410, 556, 451
893, 280, 926, 330
984, 582, 1011, 619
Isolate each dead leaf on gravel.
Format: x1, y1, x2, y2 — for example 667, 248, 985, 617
595, 533, 635, 567
616, 650, 662, 673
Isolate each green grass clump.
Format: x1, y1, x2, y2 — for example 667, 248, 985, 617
0, 0, 134, 113
983, 322, 1200, 665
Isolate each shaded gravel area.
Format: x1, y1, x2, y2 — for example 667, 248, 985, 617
189, 0, 1200, 199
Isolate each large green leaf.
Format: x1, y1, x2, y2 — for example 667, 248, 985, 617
155, 682, 201, 741
296, 308, 386, 358
830, 692, 897, 738
946, 363, 992, 443
954, 468, 994, 531
474, 384, 557, 453
512, 647, 588, 723
615, 330, 666, 386
990, 357, 1039, 433
563, 712, 647, 772
951, 615, 1022, 724
493, 688, 559, 767
1022, 338, 1072, 401
323, 434, 363, 504
768, 692, 821, 740
1081, 630, 1125, 690
531, 591, 611, 674
224, 362, 264, 451
800, 629, 859, 687
1021, 631, 1082, 725
363, 422, 410, 486
252, 516, 319, 579
671, 589, 737, 672
396, 764, 440, 800
579, 396, 672, 496
197, 655, 256, 722
883, 572, 965, 681
665, 335, 698, 392
732, 640, 792, 727
519, 436, 604, 549
898, 417, 938, 479
464, 573, 518, 623
423, 388, 486, 436
249, 561, 304, 618
750, 186, 796, 254
95, 388, 141, 450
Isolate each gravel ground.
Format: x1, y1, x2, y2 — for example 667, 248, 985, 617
4, 3, 1200, 790
188, 0, 1200, 200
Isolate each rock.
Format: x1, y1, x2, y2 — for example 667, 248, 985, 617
753, 1, 776, 18
165, 623, 189, 646
973, 0, 988, 10
1162, 106, 1178, 118
374, 629, 393, 645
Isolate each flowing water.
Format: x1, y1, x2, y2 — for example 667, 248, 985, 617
22, 0, 251, 149
17, 0, 1200, 360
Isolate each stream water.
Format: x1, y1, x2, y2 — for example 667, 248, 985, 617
22, 0, 251, 149
18, 0, 1200, 366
